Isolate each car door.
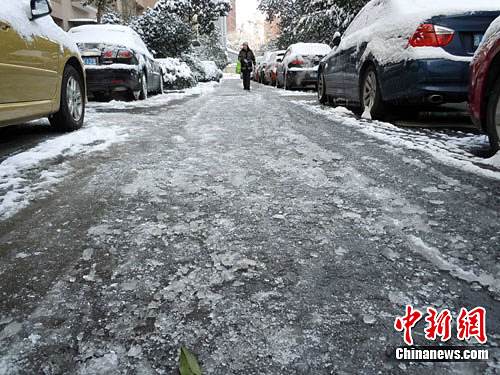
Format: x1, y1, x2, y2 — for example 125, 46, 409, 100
0, 10, 59, 104
324, 48, 344, 98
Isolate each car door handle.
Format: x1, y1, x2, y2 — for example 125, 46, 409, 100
0, 22, 11, 31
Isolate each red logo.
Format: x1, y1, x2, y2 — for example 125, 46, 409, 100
457, 307, 487, 344
424, 307, 452, 342
394, 305, 423, 345
394, 305, 487, 345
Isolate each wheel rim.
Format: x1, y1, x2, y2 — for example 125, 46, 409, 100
363, 71, 377, 111
318, 74, 325, 100
66, 76, 83, 122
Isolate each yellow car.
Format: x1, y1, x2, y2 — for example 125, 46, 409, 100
0, 0, 86, 131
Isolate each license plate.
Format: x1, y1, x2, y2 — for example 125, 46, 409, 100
473, 33, 484, 49
83, 57, 98, 66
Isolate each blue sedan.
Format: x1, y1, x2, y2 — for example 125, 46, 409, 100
317, 0, 500, 120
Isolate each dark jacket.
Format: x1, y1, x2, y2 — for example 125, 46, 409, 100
238, 48, 256, 71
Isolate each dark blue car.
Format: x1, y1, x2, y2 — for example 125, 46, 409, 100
317, 0, 500, 120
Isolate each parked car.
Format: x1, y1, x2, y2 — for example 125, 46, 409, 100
256, 52, 272, 83
69, 24, 163, 101
253, 56, 264, 81
263, 50, 286, 86
318, 0, 500, 119
470, 16, 500, 152
277, 43, 331, 90
0, 0, 86, 131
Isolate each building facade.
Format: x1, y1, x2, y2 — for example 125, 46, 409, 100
51, 0, 97, 30
51, 0, 157, 30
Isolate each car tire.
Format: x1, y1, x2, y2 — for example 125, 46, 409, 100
139, 72, 148, 100
318, 72, 328, 104
486, 76, 500, 153
360, 65, 385, 120
284, 71, 289, 90
49, 65, 85, 132
159, 76, 164, 95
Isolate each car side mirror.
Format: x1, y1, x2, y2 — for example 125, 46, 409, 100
31, 0, 52, 20
332, 31, 342, 47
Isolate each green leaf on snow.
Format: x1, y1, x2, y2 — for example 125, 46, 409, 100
179, 346, 202, 375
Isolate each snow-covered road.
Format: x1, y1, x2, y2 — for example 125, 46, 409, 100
0, 78, 498, 374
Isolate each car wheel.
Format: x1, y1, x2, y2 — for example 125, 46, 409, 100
486, 76, 500, 153
284, 71, 289, 90
139, 72, 148, 100
318, 72, 328, 104
361, 66, 385, 120
49, 65, 85, 132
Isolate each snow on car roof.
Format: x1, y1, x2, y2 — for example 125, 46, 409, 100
288, 43, 332, 56
69, 24, 151, 57
391, 0, 500, 16
0, 0, 78, 53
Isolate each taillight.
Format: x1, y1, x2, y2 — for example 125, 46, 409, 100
117, 49, 133, 59
102, 49, 114, 58
290, 58, 304, 66
409, 24, 455, 47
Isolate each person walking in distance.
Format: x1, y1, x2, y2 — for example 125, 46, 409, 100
238, 42, 256, 91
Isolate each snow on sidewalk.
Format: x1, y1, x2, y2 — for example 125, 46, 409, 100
0, 120, 128, 220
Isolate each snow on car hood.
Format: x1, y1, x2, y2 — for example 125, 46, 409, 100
69, 24, 152, 58
0, 0, 79, 54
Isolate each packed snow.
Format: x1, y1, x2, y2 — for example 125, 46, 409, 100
0, 120, 128, 220
0, 82, 218, 221
87, 82, 218, 110
0, 0, 79, 54
292, 99, 500, 180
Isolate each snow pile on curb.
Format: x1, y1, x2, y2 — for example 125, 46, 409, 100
87, 82, 218, 110
157, 58, 197, 90
0, 123, 128, 220
184, 56, 223, 83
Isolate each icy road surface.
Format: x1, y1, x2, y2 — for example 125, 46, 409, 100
0, 78, 499, 374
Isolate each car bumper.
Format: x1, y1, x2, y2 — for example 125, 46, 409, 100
380, 59, 471, 104
85, 67, 141, 95
287, 69, 319, 88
